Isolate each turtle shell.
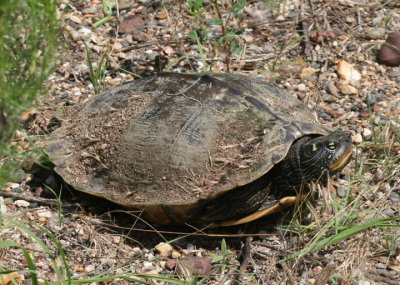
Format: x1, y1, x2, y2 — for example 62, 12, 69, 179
45, 73, 330, 225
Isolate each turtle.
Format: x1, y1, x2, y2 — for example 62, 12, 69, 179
45, 72, 352, 227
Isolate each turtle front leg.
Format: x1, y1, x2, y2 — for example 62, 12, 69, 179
199, 178, 273, 224
208, 196, 298, 228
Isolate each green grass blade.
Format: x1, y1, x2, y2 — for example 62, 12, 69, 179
38, 225, 72, 285
281, 216, 400, 262
0, 240, 38, 285
5, 217, 62, 283
84, 42, 98, 94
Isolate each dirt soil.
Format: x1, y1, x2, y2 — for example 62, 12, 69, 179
1, 0, 400, 284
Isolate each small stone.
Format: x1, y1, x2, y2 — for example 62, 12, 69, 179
359, 111, 369, 119
157, 11, 167, 20
14, 200, 30, 207
319, 112, 332, 120
346, 44, 357, 51
155, 242, 173, 257
365, 28, 386, 40
300, 67, 316, 80
337, 60, 361, 81
251, 9, 272, 24
38, 217, 47, 223
113, 236, 121, 244
336, 186, 348, 198
186, 243, 195, 252
165, 259, 176, 270
143, 261, 153, 271
81, 6, 97, 14
297, 83, 306, 92
38, 210, 52, 218
146, 52, 159, 61
118, 0, 132, 9
327, 82, 338, 96
76, 227, 85, 236
363, 128, 372, 137
0, 272, 22, 285
180, 249, 189, 255
62, 217, 70, 224
321, 94, 332, 102
162, 45, 174, 55
365, 94, 376, 106
388, 193, 399, 202
345, 16, 355, 24
312, 266, 323, 273
276, 15, 285, 21
340, 81, 358, 95
171, 250, 182, 259
4, 182, 20, 191
84, 264, 95, 272
308, 278, 316, 284
176, 256, 212, 276
353, 133, 363, 143
147, 252, 154, 261
119, 15, 145, 34
78, 27, 92, 37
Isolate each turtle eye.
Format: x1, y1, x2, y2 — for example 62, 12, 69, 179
327, 142, 336, 150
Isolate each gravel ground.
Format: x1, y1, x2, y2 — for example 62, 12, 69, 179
1, 0, 400, 284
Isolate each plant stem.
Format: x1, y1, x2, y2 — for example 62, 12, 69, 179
212, 0, 230, 72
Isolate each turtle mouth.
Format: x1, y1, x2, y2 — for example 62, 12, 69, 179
328, 146, 352, 172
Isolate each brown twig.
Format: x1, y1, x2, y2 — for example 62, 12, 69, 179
0, 190, 77, 209
212, 0, 230, 72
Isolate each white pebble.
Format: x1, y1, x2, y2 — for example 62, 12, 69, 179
147, 252, 154, 261
85, 264, 95, 272
353, 133, 363, 143
143, 261, 153, 271
59, 240, 70, 247
14, 200, 30, 207
363, 128, 372, 137
78, 27, 92, 36
171, 250, 182, 259
38, 210, 52, 218
378, 101, 387, 108
186, 243, 195, 253
297, 83, 306, 92
155, 242, 173, 257
276, 15, 285, 21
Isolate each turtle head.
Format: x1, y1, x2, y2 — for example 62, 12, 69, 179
299, 130, 352, 180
